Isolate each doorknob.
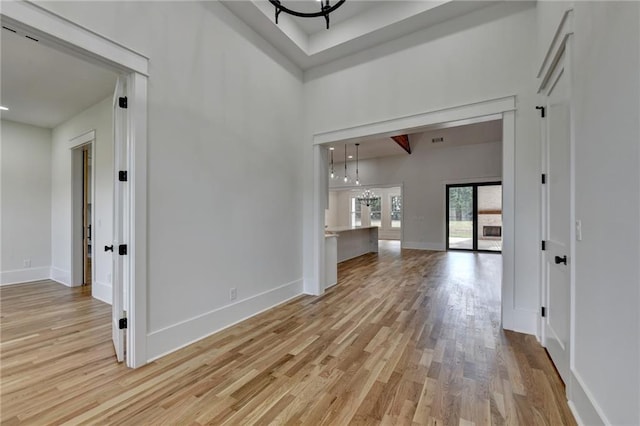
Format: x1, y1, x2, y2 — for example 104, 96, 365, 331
554, 255, 567, 265
105, 245, 114, 252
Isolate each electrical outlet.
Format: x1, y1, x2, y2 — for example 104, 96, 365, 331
229, 288, 237, 301
23, 259, 31, 268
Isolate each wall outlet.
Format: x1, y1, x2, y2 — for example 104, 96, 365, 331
23, 259, 31, 268
229, 287, 237, 301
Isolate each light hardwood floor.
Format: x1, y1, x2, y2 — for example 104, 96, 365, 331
0, 242, 575, 425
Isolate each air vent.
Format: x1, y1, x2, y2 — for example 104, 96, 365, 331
432, 137, 444, 143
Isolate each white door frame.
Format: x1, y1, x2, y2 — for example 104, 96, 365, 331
69, 131, 95, 288
1, 1, 149, 368
309, 96, 519, 331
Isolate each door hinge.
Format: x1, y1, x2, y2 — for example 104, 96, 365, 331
118, 96, 128, 108
535, 105, 545, 118
119, 171, 128, 182
541, 240, 546, 251
118, 244, 127, 255
541, 306, 546, 317
118, 318, 128, 329
541, 173, 546, 184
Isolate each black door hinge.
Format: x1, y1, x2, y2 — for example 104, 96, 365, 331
541, 240, 546, 251
119, 171, 128, 182
541, 306, 546, 317
118, 96, 128, 108
119, 318, 128, 329
118, 244, 127, 255
541, 173, 546, 184
535, 106, 545, 118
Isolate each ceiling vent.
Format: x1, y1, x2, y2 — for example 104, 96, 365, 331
2, 25, 39, 42
432, 137, 445, 143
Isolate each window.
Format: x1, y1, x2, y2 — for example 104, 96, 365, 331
390, 195, 402, 228
369, 197, 381, 227
350, 197, 361, 227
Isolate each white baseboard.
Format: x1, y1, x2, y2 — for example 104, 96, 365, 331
569, 369, 608, 426
50, 267, 71, 286
146, 279, 304, 362
92, 281, 112, 305
0, 267, 51, 285
402, 241, 445, 251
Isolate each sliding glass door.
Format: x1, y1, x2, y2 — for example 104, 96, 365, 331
446, 182, 502, 252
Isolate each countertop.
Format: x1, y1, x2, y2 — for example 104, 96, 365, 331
325, 226, 378, 233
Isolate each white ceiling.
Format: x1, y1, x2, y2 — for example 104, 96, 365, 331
221, 0, 500, 69
326, 119, 502, 161
0, 26, 119, 129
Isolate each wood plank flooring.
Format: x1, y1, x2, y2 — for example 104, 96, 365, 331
0, 242, 575, 425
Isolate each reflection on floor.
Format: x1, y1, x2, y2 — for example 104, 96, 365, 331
449, 237, 502, 251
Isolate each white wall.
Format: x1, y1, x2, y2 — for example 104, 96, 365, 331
51, 96, 113, 304
562, 2, 638, 425
36, 1, 305, 361
303, 2, 539, 334
0, 120, 52, 284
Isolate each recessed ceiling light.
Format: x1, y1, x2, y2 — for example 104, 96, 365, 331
348, 155, 353, 159
0, 106, 8, 111
329, 147, 334, 151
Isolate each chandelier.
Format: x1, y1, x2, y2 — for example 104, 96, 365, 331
357, 189, 377, 207
268, 0, 346, 30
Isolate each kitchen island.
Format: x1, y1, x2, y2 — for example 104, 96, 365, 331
325, 226, 378, 263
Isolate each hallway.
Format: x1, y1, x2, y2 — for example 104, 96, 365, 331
0, 244, 574, 424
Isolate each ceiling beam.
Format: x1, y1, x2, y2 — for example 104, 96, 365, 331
391, 135, 411, 154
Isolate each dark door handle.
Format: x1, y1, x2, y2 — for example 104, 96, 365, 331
105, 245, 114, 252
555, 255, 567, 265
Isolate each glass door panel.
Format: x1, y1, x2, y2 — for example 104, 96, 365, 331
477, 184, 502, 252
447, 186, 473, 250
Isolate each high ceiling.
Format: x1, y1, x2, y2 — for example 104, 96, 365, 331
221, 0, 500, 69
326, 119, 502, 162
0, 25, 119, 128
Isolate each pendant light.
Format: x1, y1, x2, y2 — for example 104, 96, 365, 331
355, 143, 360, 185
329, 147, 335, 179
343, 144, 349, 183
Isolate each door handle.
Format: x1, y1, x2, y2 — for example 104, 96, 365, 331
554, 255, 567, 265
105, 245, 114, 252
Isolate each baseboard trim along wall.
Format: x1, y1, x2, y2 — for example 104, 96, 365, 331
146, 279, 304, 362
50, 267, 71, 286
0, 267, 51, 285
92, 281, 112, 305
569, 370, 608, 426
402, 241, 445, 251
502, 307, 537, 336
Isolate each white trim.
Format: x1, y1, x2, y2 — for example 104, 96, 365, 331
569, 369, 609, 425
537, 9, 574, 93
69, 129, 96, 148
146, 279, 304, 362
3, 2, 150, 368
93, 281, 112, 305
0, 1, 148, 75
401, 242, 445, 251
313, 97, 514, 145
50, 267, 71, 286
0, 267, 50, 285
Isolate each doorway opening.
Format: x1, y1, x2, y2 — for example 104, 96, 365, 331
446, 182, 502, 252
71, 142, 95, 287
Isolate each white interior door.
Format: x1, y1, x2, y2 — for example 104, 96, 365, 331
543, 51, 571, 384
111, 77, 129, 362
